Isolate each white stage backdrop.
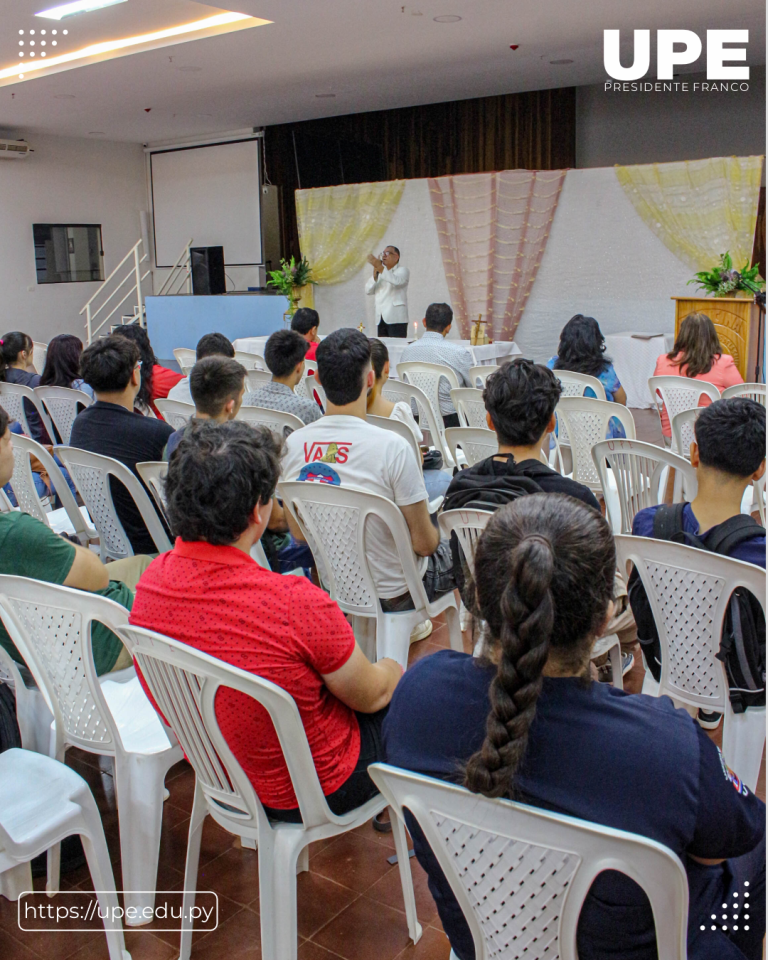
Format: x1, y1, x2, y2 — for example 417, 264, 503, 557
313, 167, 693, 359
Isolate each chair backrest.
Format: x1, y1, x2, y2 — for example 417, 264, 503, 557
614, 535, 766, 712
154, 399, 195, 431
135, 461, 169, 522
368, 763, 689, 960
297, 359, 317, 400
0, 382, 54, 440
555, 397, 636, 491
552, 371, 607, 446
245, 369, 273, 392
592, 439, 697, 534
32, 341, 48, 376
721, 382, 766, 405
383, 376, 453, 467
234, 350, 265, 371
468, 364, 499, 388
9, 434, 96, 543
670, 408, 702, 461
117, 624, 350, 831
648, 375, 720, 451
0, 577, 130, 756
172, 348, 196, 372
236, 405, 304, 437
444, 427, 498, 468
302, 366, 327, 409
398, 361, 459, 425
278, 480, 431, 619
34, 386, 93, 445
56, 446, 172, 560
450, 388, 488, 429
438, 509, 491, 577
365, 414, 422, 470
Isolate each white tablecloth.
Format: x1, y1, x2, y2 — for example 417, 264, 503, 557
384, 338, 521, 373
603, 332, 675, 409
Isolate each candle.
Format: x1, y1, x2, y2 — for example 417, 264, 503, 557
412, 320, 418, 340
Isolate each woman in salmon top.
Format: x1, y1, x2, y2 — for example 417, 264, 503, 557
653, 312, 743, 438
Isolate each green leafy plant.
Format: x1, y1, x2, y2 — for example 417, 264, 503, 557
266, 256, 313, 299
688, 251, 764, 297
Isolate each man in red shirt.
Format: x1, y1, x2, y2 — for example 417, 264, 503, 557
130, 419, 402, 819
291, 308, 321, 362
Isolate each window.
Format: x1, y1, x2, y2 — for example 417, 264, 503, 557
33, 223, 104, 284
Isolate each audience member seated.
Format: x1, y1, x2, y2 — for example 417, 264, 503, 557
71, 336, 173, 555
548, 313, 627, 439
282, 329, 455, 634
383, 494, 766, 960
39, 333, 94, 399
1, 330, 48, 443
291, 307, 321, 362
167, 332, 235, 405
130, 419, 402, 820
0, 406, 148, 675
399, 303, 472, 428
368, 338, 452, 500
630, 398, 766, 728
653, 311, 744, 439
243, 329, 322, 424
112, 324, 183, 419
164, 356, 246, 459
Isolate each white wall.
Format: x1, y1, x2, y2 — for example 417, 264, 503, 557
0, 132, 146, 344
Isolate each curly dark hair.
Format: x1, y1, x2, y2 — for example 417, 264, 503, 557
483, 358, 562, 446
166, 420, 283, 545
464, 494, 615, 799
111, 325, 157, 409
553, 314, 611, 379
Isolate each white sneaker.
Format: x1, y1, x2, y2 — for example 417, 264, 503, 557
410, 619, 433, 643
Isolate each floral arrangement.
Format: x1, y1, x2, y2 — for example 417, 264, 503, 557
688, 251, 764, 297
266, 256, 313, 299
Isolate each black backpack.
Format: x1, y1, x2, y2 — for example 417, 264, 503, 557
627, 503, 766, 713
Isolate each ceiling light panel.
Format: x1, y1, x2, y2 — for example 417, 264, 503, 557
36, 0, 128, 21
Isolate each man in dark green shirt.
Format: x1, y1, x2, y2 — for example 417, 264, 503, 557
0, 406, 151, 674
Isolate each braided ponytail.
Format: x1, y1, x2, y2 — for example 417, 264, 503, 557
464, 493, 615, 799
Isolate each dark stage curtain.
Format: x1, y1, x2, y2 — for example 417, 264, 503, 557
264, 87, 576, 261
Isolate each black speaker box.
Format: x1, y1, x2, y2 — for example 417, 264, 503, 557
190, 246, 226, 295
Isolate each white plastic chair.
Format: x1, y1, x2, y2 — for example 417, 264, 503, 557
721, 382, 766, 405
0, 381, 54, 439
32, 341, 48, 376
592, 439, 697, 534
7, 434, 96, 545
468, 364, 498, 388
366, 413, 422, 469
648, 375, 720, 451
670, 407, 702, 462
136, 461, 169, 522
245, 368, 274, 391
155, 398, 195, 431
554, 397, 636, 494
234, 349, 266, 370
237, 405, 304, 437
368, 763, 688, 960
279, 481, 462, 668
0, 578, 182, 918
615, 535, 766, 791
552, 370, 607, 449
115, 625, 422, 960
444, 427, 498, 468
0, 749, 132, 960
297, 358, 317, 400
302, 368, 327, 410
172, 347, 196, 373
398, 361, 459, 466
438, 509, 490, 580
34, 385, 93, 444
450, 387, 488, 429
56, 447, 172, 560
384, 376, 454, 468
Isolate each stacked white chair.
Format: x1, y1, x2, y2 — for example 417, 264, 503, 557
55, 447, 172, 560
0, 381, 54, 439
368, 763, 689, 960
0, 578, 183, 918
383, 376, 454, 468
115, 625, 422, 960
648, 375, 720, 451
450, 387, 488, 429
721, 382, 766, 405
279, 481, 462, 668
35, 385, 93, 444
0, 748, 132, 960
468, 363, 499, 388
615, 536, 766, 791
444, 427, 498, 468
237, 405, 305, 435
154, 398, 195, 430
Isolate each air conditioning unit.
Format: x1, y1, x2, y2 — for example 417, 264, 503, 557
0, 139, 31, 159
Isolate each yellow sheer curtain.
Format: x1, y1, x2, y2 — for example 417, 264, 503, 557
615, 156, 764, 271
296, 181, 405, 285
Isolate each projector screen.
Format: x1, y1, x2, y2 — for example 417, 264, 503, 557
150, 139, 262, 268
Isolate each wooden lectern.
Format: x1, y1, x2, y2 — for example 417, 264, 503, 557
671, 296, 761, 381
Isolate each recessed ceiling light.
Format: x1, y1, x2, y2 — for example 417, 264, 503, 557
177, 65, 202, 72
433, 15, 461, 22
54, 93, 75, 98
87, 130, 105, 136
315, 93, 335, 98
36, 0, 127, 21
195, 113, 213, 119
549, 59, 574, 64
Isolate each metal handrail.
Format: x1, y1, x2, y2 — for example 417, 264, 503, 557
79, 239, 143, 313
91, 269, 152, 340
157, 238, 193, 297
81, 239, 150, 343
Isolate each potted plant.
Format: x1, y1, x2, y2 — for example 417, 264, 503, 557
266, 256, 314, 316
688, 252, 765, 298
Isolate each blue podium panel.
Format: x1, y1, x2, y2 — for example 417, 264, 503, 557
145, 294, 289, 358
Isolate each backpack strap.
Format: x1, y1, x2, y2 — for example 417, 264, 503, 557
702, 515, 767, 557
652, 502, 687, 541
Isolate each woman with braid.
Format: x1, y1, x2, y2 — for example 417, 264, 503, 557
383, 494, 764, 960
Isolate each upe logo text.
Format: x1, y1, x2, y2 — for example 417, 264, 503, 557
604, 30, 748, 81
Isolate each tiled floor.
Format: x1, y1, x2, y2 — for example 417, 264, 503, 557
2, 406, 763, 960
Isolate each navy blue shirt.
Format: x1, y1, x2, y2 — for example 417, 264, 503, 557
383, 650, 765, 960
